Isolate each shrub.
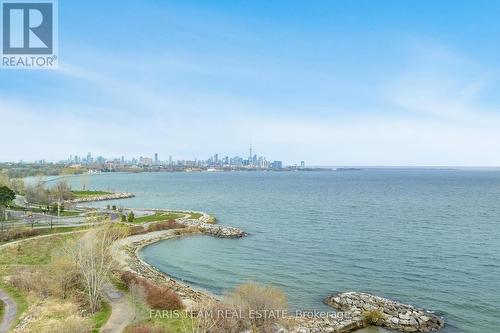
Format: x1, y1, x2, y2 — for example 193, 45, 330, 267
0, 227, 41, 242
362, 309, 385, 325
9, 267, 46, 294
145, 283, 183, 310
127, 211, 135, 222
120, 270, 140, 289
174, 226, 199, 236
120, 271, 183, 310
128, 225, 146, 235
188, 299, 240, 333
147, 220, 185, 232
226, 282, 288, 333
48, 255, 81, 299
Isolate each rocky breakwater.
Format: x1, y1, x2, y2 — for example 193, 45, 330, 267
325, 292, 444, 332
111, 211, 246, 308
178, 213, 245, 238
67, 192, 135, 203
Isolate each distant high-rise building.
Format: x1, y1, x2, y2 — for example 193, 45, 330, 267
300, 161, 305, 168
121, 156, 125, 164
169, 155, 172, 166
154, 153, 158, 165
140, 157, 153, 166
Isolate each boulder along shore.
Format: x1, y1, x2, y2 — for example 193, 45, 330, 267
111, 210, 444, 333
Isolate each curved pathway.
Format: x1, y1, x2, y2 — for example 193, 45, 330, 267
101, 284, 136, 333
0, 289, 16, 333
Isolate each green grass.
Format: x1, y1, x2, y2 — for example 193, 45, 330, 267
0, 281, 28, 330
35, 225, 91, 235
0, 299, 4, 324
0, 233, 78, 265
188, 212, 203, 219
0, 225, 91, 247
71, 190, 113, 197
8, 204, 81, 217
132, 211, 184, 224
90, 301, 112, 333
109, 273, 128, 292
57, 210, 82, 217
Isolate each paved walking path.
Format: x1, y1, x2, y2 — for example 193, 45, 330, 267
0, 289, 16, 333
101, 284, 136, 333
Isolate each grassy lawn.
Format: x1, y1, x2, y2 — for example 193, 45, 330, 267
0, 233, 78, 265
71, 190, 113, 197
188, 212, 203, 219
132, 211, 184, 224
57, 210, 82, 217
0, 299, 4, 323
0, 225, 92, 247
9, 205, 81, 217
91, 301, 112, 333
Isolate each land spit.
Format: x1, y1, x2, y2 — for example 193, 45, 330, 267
67, 192, 135, 203
112, 210, 444, 333
324, 292, 445, 332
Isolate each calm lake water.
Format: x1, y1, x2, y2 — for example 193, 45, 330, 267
61, 170, 500, 332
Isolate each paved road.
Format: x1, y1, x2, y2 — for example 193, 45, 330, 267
0, 289, 17, 333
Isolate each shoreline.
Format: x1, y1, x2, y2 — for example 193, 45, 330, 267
67, 192, 135, 204
111, 209, 444, 333
59, 189, 444, 333
111, 211, 245, 306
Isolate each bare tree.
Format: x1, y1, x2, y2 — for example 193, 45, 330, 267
68, 224, 127, 312
25, 179, 50, 207
52, 179, 73, 217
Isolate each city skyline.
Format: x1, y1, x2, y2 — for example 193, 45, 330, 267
3, 146, 303, 169
2, 1, 500, 165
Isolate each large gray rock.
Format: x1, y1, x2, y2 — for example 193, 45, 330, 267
324, 292, 444, 332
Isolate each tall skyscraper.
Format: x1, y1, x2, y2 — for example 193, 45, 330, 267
249, 145, 253, 165
154, 153, 158, 165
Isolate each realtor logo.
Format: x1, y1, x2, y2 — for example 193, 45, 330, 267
1, 0, 58, 69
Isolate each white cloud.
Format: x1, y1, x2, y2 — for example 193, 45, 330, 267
2, 42, 500, 166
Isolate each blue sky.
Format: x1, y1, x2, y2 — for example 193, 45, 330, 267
2, 0, 500, 165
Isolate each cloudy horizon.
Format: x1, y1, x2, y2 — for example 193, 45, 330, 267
2, 1, 500, 166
